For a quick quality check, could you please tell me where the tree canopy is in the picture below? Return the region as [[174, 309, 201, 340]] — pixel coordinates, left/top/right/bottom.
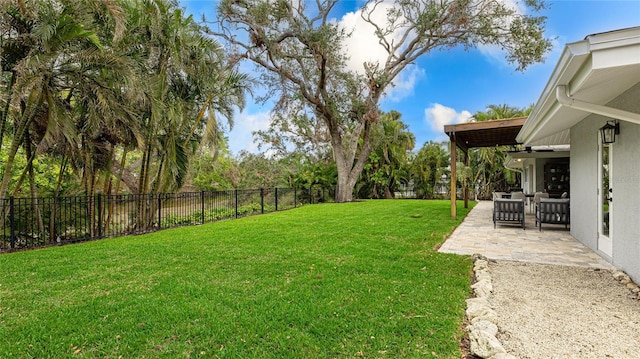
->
[[213, 0, 552, 202], [465, 104, 533, 198], [0, 0, 248, 200]]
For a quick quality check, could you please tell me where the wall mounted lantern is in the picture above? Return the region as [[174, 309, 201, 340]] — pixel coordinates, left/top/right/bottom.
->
[[600, 121, 620, 144]]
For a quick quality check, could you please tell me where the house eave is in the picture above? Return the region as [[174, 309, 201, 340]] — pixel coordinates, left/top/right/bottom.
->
[[517, 27, 640, 146]]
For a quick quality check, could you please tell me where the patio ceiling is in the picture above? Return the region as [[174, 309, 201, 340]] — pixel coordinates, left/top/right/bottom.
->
[[444, 117, 526, 152], [505, 145, 570, 169]]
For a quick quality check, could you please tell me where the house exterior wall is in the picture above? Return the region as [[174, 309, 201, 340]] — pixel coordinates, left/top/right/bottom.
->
[[570, 119, 599, 252], [612, 120, 640, 283], [570, 83, 640, 283]]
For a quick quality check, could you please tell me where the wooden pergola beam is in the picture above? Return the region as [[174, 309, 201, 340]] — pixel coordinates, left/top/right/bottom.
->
[[450, 136, 457, 220]]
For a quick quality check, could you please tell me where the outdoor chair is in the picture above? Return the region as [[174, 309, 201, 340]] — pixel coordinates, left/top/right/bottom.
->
[[535, 198, 570, 231], [510, 191, 527, 210], [492, 192, 508, 200], [531, 192, 549, 213], [493, 198, 525, 229]]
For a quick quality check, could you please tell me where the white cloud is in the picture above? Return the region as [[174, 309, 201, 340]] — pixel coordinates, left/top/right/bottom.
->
[[227, 110, 271, 155], [424, 103, 473, 135], [384, 66, 425, 103], [337, 1, 421, 102], [339, 5, 393, 74], [338, 0, 532, 76]]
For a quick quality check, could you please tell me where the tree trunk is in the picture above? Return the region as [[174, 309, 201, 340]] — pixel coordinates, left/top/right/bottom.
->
[[139, 144, 151, 195], [331, 115, 375, 203], [0, 126, 27, 199], [136, 144, 152, 230], [106, 149, 128, 234], [10, 141, 35, 197], [334, 148, 369, 202], [24, 132, 45, 235], [110, 151, 139, 194], [0, 71, 16, 151], [1, 90, 42, 198], [384, 187, 393, 199], [49, 154, 68, 242], [334, 163, 353, 202]]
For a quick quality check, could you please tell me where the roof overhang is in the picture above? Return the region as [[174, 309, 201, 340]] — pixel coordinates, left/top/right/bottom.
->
[[518, 27, 640, 146], [445, 117, 526, 152]]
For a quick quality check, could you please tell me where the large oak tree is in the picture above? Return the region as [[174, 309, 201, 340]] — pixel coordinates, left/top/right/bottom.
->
[[214, 0, 551, 202]]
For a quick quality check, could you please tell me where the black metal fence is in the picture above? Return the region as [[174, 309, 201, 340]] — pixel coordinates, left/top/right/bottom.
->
[[0, 186, 331, 252]]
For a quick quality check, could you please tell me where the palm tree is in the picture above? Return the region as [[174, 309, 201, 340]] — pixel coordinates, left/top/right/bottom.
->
[[114, 0, 248, 228], [0, 0, 139, 241], [467, 104, 532, 198], [0, 0, 248, 238], [357, 111, 415, 199], [378, 112, 416, 198], [0, 0, 130, 199], [119, 0, 247, 196], [411, 141, 450, 199]]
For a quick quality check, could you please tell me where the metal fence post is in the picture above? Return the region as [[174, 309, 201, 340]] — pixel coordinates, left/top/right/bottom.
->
[[294, 187, 297, 208], [9, 196, 15, 249], [235, 189, 239, 218], [260, 188, 264, 214], [157, 194, 162, 230], [97, 193, 103, 238], [201, 191, 205, 224], [275, 188, 279, 211]]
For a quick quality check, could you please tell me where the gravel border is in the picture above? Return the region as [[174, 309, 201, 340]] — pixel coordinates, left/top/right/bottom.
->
[[468, 258, 640, 358]]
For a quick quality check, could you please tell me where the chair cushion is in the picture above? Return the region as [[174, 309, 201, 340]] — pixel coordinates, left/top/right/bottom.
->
[[536, 198, 570, 224], [494, 199, 524, 221]]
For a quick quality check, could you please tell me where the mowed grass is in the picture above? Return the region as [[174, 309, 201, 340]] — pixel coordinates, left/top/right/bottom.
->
[[0, 200, 474, 358]]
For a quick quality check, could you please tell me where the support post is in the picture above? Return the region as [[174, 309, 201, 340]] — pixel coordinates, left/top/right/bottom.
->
[[450, 138, 457, 220], [464, 151, 469, 209]]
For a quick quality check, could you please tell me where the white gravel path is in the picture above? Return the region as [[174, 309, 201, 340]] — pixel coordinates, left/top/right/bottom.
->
[[489, 261, 640, 359]]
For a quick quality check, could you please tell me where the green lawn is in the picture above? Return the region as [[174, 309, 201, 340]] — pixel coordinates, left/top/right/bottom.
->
[[0, 200, 474, 358]]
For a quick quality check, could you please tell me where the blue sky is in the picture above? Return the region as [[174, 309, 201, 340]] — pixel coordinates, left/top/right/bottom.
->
[[181, 0, 640, 154]]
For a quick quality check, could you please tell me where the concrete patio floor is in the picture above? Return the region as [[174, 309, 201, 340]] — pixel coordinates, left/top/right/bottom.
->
[[439, 200, 615, 269]]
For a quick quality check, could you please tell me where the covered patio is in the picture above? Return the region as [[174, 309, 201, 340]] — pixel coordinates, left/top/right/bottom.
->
[[444, 117, 526, 220], [439, 201, 613, 269]]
